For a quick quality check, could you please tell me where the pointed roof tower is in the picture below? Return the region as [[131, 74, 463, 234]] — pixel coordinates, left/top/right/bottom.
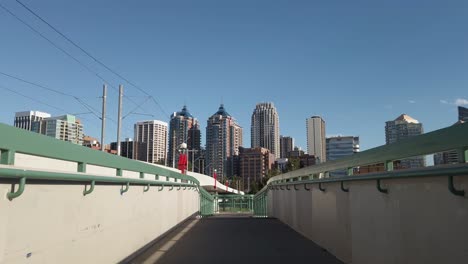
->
[[394, 114, 419, 124], [214, 104, 231, 117]]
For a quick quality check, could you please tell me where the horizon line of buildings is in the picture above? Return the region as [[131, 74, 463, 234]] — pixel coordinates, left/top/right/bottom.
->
[[11, 105, 468, 192]]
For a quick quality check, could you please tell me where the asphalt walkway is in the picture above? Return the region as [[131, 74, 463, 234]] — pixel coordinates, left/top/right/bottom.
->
[[128, 214, 343, 264]]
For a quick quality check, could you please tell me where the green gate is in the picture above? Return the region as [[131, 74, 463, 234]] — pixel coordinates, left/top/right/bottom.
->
[[215, 194, 254, 213]]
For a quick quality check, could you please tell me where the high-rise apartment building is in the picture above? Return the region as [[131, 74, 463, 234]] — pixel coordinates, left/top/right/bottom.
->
[[206, 104, 243, 179], [134, 120, 168, 164], [326, 136, 360, 161], [385, 114, 425, 168], [306, 116, 326, 163], [14, 111, 51, 131], [239, 147, 275, 191], [459, 106, 468, 122], [280, 136, 294, 159], [168, 106, 201, 170], [326, 136, 360, 176], [251, 103, 280, 159], [31, 114, 84, 145]]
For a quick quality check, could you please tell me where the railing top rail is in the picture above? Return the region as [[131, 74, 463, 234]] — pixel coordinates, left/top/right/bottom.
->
[[0, 123, 198, 184], [268, 122, 468, 185]]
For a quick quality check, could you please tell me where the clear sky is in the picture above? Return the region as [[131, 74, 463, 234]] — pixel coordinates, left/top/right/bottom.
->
[[0, 0, 467, 151]]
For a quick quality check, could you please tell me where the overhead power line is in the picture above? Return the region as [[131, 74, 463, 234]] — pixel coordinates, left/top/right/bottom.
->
[[14, 0, 169, 118], [0, 70, 135, 137], [0, 70, 102, 119], [0, 84, 67, 112], [0, 2, 152, 117]]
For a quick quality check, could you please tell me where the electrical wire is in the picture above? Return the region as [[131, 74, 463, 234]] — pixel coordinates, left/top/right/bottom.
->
[[0, 70, 135, 137], [0, 84, 67, 112], [14, 0, 169, 118], [0, 70, 102, 118], [0, 2, 152, 117]]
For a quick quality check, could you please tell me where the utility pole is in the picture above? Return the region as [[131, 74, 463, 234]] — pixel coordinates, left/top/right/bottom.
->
[[100, 84, 107, 151], [117, 85, 123, 156], [192, 149, 195, 172], [172, 131, 176, 168]]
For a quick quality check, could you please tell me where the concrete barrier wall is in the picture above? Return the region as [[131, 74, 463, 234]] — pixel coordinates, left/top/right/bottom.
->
[[0, 182, 199, 263], [267, 175, 468, 264]]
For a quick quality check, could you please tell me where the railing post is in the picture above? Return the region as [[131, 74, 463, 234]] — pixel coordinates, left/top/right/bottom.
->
[[458, 147, 467, 163], [77, 162, 86, 173], [0, 149, 15, 165], [385, 160, 394, 171]]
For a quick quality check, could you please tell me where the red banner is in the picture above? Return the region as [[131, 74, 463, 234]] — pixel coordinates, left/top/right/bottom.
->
[[178, 153, 187, 174]]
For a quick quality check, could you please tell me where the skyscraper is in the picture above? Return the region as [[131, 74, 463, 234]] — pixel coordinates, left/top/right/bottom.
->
[[326, 136, 360, 176], [31, 114, 84, 145], [134, 120, 168, 164], [280, 136, 294, 159], [14, 111, 51, 131], [385, 114, 425, 168], [306, 116, 326, 163], [206, 104, 243, 179], [168, 106, 201, 169], [251, 103, 280, 159], [459, 106, 468, 122]]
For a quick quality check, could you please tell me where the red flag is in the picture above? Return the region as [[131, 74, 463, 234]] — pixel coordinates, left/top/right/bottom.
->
[[178, 153, 187, 174]]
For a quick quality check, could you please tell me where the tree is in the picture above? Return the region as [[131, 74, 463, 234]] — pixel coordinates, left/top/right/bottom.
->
[[286, 158, 300, 172]]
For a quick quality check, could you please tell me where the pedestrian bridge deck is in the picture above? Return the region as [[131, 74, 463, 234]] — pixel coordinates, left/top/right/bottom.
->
[[129, 214, 343, 264]]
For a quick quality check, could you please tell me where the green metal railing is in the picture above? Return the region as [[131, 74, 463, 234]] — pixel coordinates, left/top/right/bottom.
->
[[254, 122, 468, 217], [200, 188, 214, 216], [0, 123, 214, 216], [253, 191, 267, 217], [215, 194, 254, 213]]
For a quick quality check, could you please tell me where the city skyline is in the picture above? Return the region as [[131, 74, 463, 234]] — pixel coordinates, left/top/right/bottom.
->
[[0, 0, 467, 153]]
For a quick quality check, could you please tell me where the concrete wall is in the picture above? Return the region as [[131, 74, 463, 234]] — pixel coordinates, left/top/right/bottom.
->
[[0, 153, 200, 264], [0, 182, 199, 264], [268, 175, 468, 264]]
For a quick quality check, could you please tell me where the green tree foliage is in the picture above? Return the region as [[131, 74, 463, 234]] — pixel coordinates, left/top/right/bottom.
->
[[286, 158, 300, 172]]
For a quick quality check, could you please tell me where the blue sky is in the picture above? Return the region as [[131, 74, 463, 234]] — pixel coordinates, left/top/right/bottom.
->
[[0, 0, 467, 151]]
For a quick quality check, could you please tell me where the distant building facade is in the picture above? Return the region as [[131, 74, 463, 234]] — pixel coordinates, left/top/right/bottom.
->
[[326, 136, 360, 176], [31, 114, 84, 145], [205, 104, 243, 179], [299, 154, 316, 168], [434, 150, 460, 165], [168, 106, 201, 171], [110, 138, 146, 160], [251, 102, 280, 159], [459, 106, 468, 122], [280, 136, 294, 159], [14, 111, 51, 131], [239, 147, 275, 191], [306, 116, 326, 163], [385, 114, 425, 168], [288, 146, 304, 158], [433, 106, 467, 165], [134, 120, 168, 164], [83, 136, 100, 150]]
